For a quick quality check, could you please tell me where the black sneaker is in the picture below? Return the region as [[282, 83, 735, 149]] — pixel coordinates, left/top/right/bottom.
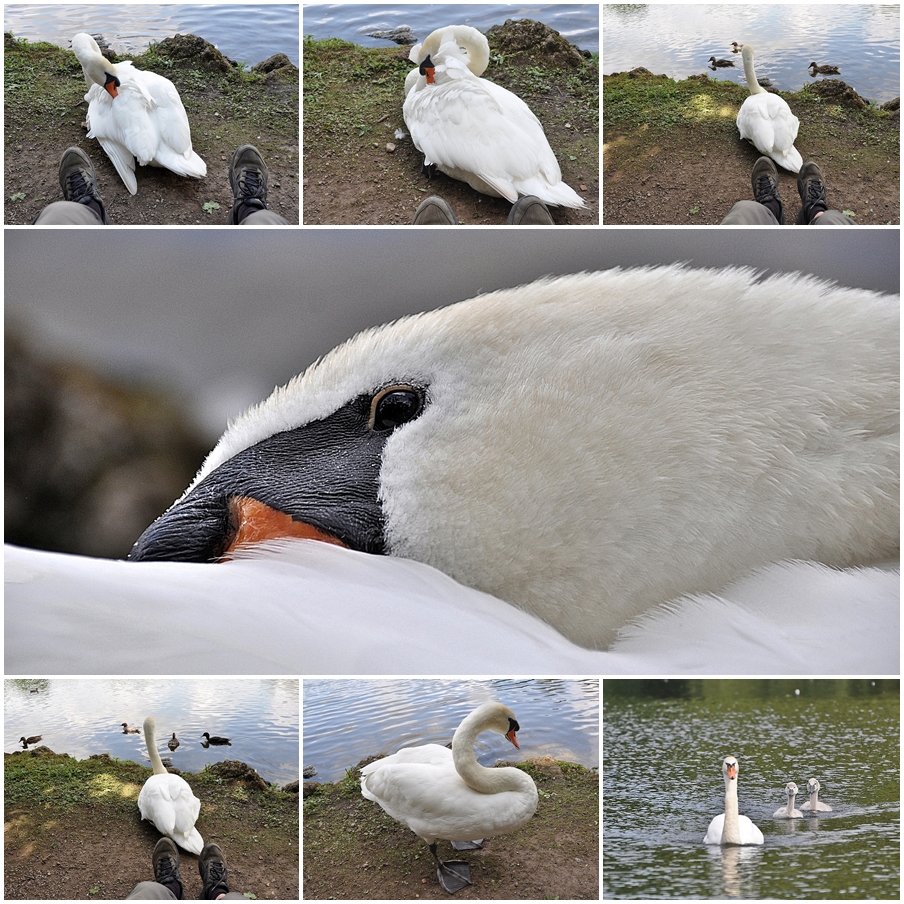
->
[[796, 160, 829, 224], [507, 195, 554, 225], [412, 196, 458, 225], [227, 144, 269, 224], [152, 837, 184, 900], [58, 147, 108, 224], [198, 842, 230, 899], [750, 157, 783, 224]]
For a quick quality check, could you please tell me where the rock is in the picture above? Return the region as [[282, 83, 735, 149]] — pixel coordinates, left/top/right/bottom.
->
[[209, 760, 270, 792], [284, 780, 300, 794], [807, 78, 867, 110], [486, 19, 585, 69], [254, 53, 295, 74], [303, 781, 322, 798], [303, 765, 317, 778], [881, 97, 899, 113], [152, 34, 235, 72], [365, 26, 417, 46]]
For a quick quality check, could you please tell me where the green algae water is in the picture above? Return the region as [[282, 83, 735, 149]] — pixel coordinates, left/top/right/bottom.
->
[[603, 679, 899, 899]]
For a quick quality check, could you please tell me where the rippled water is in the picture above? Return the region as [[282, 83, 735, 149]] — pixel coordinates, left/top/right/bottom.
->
[[302, 3, 599, 53], [3, 4, 300, 65], [603, 679, 900, 899], [5, 678, 300, 786], [303, 678, 599, 782], [603, 4, 899, 102]]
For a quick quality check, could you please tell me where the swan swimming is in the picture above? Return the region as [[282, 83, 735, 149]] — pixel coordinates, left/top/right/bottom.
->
[[704, 756, 764, 845], [71, 33, 207, 194], [360, 702, 538, 893], [403, 26, 585, 208], [773, 782, 802, 818], [736, 44, 802, 172], [799, 778, 832, 812], [137, 716, 203, 854], [126, 266, 897, 649]]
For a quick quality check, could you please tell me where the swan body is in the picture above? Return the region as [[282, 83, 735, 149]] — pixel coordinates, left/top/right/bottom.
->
[[773, 782, 802, 818], [168, 732, 180, 751], [403, 26, 585, 208], [122, 723, 141, 733], [704, 756, 764, 845], [137, 716, 203, 854], [736, 44, 802, 172], [709, 57, 734, 67], [361, 702, 538, 892], [809, 62, 840, 75], [19, 735, 42, 746], [71, 33, 206, 195], [800, 778, 832, 812], [201, 732, 231, 745]]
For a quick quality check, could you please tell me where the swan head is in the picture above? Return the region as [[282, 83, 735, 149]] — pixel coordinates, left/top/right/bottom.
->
[[722, 755, 739, 782], [457, 702, 522, 748], [806, 777, 821, 794], [72, 32, 120, 97], [785, 781, 799, 797], [408, 25, 490, 77]]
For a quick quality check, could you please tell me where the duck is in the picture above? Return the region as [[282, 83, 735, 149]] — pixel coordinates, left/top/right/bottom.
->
[[773, 782, 802, 818], [403, 26, 585, 208], [809, 61, 840, 75], [799, 777, 832, 812], [703, 756, 764, 845], [19, 735, 42, 747], [361, 702, 538, 893], [122, 723, 141, 733], [137, 716, 203, 854], [168, 732, 180, 751], [70, 33, 206, 195], [731, 42, 744, 53], [124, 266, 897, 652], [708, 56, 735, 67], [201, 732, 231, 745], [736, 44, 802, 172]]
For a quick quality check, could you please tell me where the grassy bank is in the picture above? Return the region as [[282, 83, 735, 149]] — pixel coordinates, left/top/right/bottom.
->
[[5, 747, 299, 899], [303, 756, 599, 899]]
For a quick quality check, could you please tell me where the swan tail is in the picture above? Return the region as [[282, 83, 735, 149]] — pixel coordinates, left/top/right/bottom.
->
[[152, 147, 208, 179], [174, 827, 204, 855], [516, 178, 586, 209], [770, 145, 802, 173], [96, 138, 139, 195]]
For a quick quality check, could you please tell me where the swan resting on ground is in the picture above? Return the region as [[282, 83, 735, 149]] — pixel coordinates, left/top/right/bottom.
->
[[773, 782, 802, 818], [704, 756, 764, 845], [137, 716, 203, 854], [403, 26, 585, 208], [360, 702, 538, 893], [736, 43, 802, 171], [71, 33, 206, 195], [800, 778, 832, 812]]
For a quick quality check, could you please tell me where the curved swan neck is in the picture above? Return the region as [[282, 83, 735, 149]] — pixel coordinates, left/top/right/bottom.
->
[[451, 706, 527, 794], [143, 716, 166, 775], [741, 45, 764, 94]]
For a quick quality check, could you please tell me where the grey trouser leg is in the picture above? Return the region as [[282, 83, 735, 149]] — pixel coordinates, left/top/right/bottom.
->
[[33, 200, 105, 225], [126, 881, 178, 900], [237, 209, 290, 225], [720, 200, 780, 225], [811, 209, 856, 225]]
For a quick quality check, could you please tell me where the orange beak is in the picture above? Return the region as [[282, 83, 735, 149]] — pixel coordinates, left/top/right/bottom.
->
[[505, 727, 520, 749]]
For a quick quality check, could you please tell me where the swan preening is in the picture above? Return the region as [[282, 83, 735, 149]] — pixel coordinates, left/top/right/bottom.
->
[[800, 778, 832, 812], [360, 702, 538, 893], [71, 33, 206, 195], [704, 756, 764, 845], [403, 26, 585, 208], [137, 716, 203, 854], [736, 44, 802, 172], [773, 782, 802, 818]]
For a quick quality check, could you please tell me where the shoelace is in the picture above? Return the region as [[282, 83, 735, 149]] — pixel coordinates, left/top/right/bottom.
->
[[66, 169, 96, 205], [203, 857, 228, 895], [155, 852, 181, 887], [754, 174, 778, 203], [803, 177, 826, 205], [236, 167, 264, 202]]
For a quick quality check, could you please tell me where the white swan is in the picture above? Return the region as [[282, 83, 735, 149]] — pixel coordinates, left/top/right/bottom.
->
[[360, 702, 538, 893], [736, 44, 802, 172], [403, 26, 585, 208], [137, 716, 203, 854], [799, 777, 832, 812], [704, 756, 764, 845], [773, 782, 802, 818], [125, 266, 898, 652], [71, 33, 206, 195]]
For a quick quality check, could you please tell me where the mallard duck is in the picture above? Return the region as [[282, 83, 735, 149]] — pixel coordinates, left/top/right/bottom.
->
[[201, 732, 231, 746], [168, 732, 180, 751], [809, 61, 840, 75], [731, 42, 744, 53], [708, 56, 735, 67], [122, 722, 141, 733], [20, 735, 42, 747]]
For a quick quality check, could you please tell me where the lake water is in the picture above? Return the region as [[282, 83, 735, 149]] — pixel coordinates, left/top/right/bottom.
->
[[303, 678, 599, 782], [603, 4, 899, 103], [603, 679, 900, 899], [3, 3, 300, 65], [5, 678, 300, 786], [302, 3, 600, 53]]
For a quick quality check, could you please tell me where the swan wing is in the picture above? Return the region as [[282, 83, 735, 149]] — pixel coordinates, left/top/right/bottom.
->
[[738, 814, 765, 844], [84, 85, 139, 194], [703, 813, 725, 844], [138, 774, 203, 853]]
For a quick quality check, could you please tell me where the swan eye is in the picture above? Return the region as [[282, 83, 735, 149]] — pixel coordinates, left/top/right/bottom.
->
[[370, 387, 424, 432]]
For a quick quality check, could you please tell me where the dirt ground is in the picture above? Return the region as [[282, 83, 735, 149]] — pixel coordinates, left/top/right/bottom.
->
[[302, 20, 599, 226], [303, 757, 599, 900], [4, 748, 299, 900], [604, 69, 900, 225], [4, 33, 299, 226]]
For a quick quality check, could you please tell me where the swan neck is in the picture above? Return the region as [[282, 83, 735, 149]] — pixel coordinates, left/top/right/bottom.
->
[[721, 775, 741, 843], [741, 46, 763, 94], [143, 717, 167, 775], [809, 790, 819, 808], [452, 712, 522, 794]]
